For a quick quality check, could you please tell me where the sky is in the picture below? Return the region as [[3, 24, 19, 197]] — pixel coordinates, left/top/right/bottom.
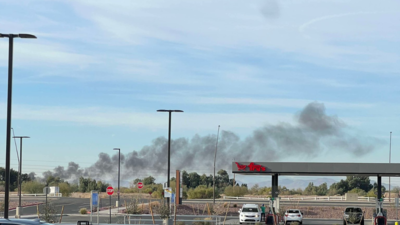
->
[[0, 0, 400, 188]]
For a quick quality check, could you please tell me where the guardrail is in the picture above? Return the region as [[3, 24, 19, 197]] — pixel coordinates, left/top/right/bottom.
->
[[123, 214, 227, 225], [0, 193, 62, 197], [223, 196, 378, 202]]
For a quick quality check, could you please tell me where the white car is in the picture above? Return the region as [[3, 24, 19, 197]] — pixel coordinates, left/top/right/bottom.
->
[[238, 204, 262, 224], [284, 209, 303, 224]]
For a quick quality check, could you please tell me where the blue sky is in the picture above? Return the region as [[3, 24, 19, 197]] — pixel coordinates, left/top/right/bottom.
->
[[0, 0, 400, 188]]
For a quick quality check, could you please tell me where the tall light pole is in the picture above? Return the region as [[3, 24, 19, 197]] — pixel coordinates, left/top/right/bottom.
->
[[113, 148, 121, 211], [389, 132, 392, 202], [213, 125, 220, 204], [157, 109, 183, 210], [0, 33, 36, 219], [13, 136, 29, 218]]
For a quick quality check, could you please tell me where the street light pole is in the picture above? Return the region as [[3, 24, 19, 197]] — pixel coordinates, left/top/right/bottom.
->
[[113, 148, 121, 212], [213, 125, 220, 204], [157, 109, 183, 210], [13, 136, 29, 218], [389, 132, 392, 202], [0, 33, 36, 219]]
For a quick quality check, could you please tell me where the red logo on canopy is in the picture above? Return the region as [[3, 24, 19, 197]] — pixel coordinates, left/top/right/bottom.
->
[[235, 162, 266, 172]]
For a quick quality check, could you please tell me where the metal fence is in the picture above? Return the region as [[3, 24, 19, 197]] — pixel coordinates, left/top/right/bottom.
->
[[123, 214, 236, 225], [223, 196, 377, 201], [0, 193, 62, 197]]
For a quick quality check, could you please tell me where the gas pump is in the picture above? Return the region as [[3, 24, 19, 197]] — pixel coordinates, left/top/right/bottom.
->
[[266, 198, 278, 225], [373, 199, 386, 225]]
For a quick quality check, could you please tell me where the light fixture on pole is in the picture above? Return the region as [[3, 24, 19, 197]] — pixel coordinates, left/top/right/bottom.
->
[[157, 109, 183, 210], [13, 135, 29, 218], [0, 33, 36, 219], [113, 148, 121, 210], [213, 125, 220, 204]]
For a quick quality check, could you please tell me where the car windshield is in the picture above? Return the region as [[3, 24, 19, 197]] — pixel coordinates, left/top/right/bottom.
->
[[242, 208, 258, 212], [288, 210, 300, 213], [345, 208, 362, 213]]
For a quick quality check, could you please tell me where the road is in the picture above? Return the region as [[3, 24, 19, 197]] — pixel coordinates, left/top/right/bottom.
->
[[184, 199, 381, 207]]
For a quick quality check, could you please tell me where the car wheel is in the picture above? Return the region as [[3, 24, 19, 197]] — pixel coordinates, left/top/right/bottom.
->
[[300, 221, 303, 224], [361, 219, 364, 225], [343, 219, 346, 225]]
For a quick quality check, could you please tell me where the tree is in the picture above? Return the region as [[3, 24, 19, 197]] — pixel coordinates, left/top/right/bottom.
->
[[303, 182, 315, 195], [346, 176, 372, 192], [143, 176, 155, 185], [188, 172, 200, 189], [79, 177, 88, 192], [329, 179, 349, 195], [133, 178, 142, 185], [46, 176, 62, 186], [58, 182, 72, 197], [182, 170, 190, 187], [0, 167, 31, 191], [200, 174, 208, 186], [217, 169, 229, 187]]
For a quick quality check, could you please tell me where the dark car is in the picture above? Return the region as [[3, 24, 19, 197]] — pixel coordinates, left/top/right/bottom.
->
[[343, 207, 364, 225]]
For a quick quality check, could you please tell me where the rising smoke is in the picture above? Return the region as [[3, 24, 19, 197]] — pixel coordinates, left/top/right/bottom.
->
[[42, 102, 380, 182]]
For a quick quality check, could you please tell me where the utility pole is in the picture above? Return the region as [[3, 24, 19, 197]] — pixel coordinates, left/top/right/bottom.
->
[[213, 125, 220, 204], [389, 131, 392, 202]]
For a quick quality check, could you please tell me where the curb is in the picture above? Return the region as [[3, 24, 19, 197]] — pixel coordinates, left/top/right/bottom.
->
[[9, 203, 43, 210]]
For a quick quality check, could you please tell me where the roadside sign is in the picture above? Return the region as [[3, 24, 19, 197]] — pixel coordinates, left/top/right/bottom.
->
[[164, 187, 172, 198], [43, 187, 50, 195], [171, 193, 175, 203], [106, 186, 114, 195], [138, 182, 144, 189], [92, 192, 98, 206]]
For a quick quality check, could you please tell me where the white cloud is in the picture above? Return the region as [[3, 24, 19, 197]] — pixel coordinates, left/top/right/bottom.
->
[[66, 0, 400, 73], [0, 102, 293, 131]]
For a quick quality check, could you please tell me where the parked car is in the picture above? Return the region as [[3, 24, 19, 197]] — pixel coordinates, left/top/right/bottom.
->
[[238, 204, 262, 224], [343, 207, 364, 225], [284, 209, 303, 224]]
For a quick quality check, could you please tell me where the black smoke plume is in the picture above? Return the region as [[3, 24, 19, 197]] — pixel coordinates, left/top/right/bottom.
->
[[42, 102, 380, 181]]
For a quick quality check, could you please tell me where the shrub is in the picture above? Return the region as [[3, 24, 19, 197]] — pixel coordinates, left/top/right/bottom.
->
[[224, 186, 248, 197], [40, 203, 58, 223], [79, 208, 87, 214], [187, 185, 216, 199], [126, 197, 141, 214], [176, 222, 185, 225], [348, 188, 367, 196], [22, 181, 45, 194], [156, 200, 170, 219], [59, 182, 72, 197]]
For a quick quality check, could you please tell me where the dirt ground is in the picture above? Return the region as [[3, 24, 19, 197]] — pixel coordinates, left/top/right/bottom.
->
[[123, 202, 400, 220]]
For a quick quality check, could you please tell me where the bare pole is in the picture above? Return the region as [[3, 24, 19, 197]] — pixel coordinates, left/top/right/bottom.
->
[[213, 125, 220, 204], [389, 131, 392, 202]]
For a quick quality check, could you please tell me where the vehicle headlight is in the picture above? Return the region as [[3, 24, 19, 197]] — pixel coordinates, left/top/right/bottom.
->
[[344, 215, 349, 218], [255, 215, 259, 218], [240, 214, 244, 217]]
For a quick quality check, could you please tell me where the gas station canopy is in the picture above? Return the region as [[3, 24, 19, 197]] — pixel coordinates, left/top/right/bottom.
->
[[232, 162, 400, 176]]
